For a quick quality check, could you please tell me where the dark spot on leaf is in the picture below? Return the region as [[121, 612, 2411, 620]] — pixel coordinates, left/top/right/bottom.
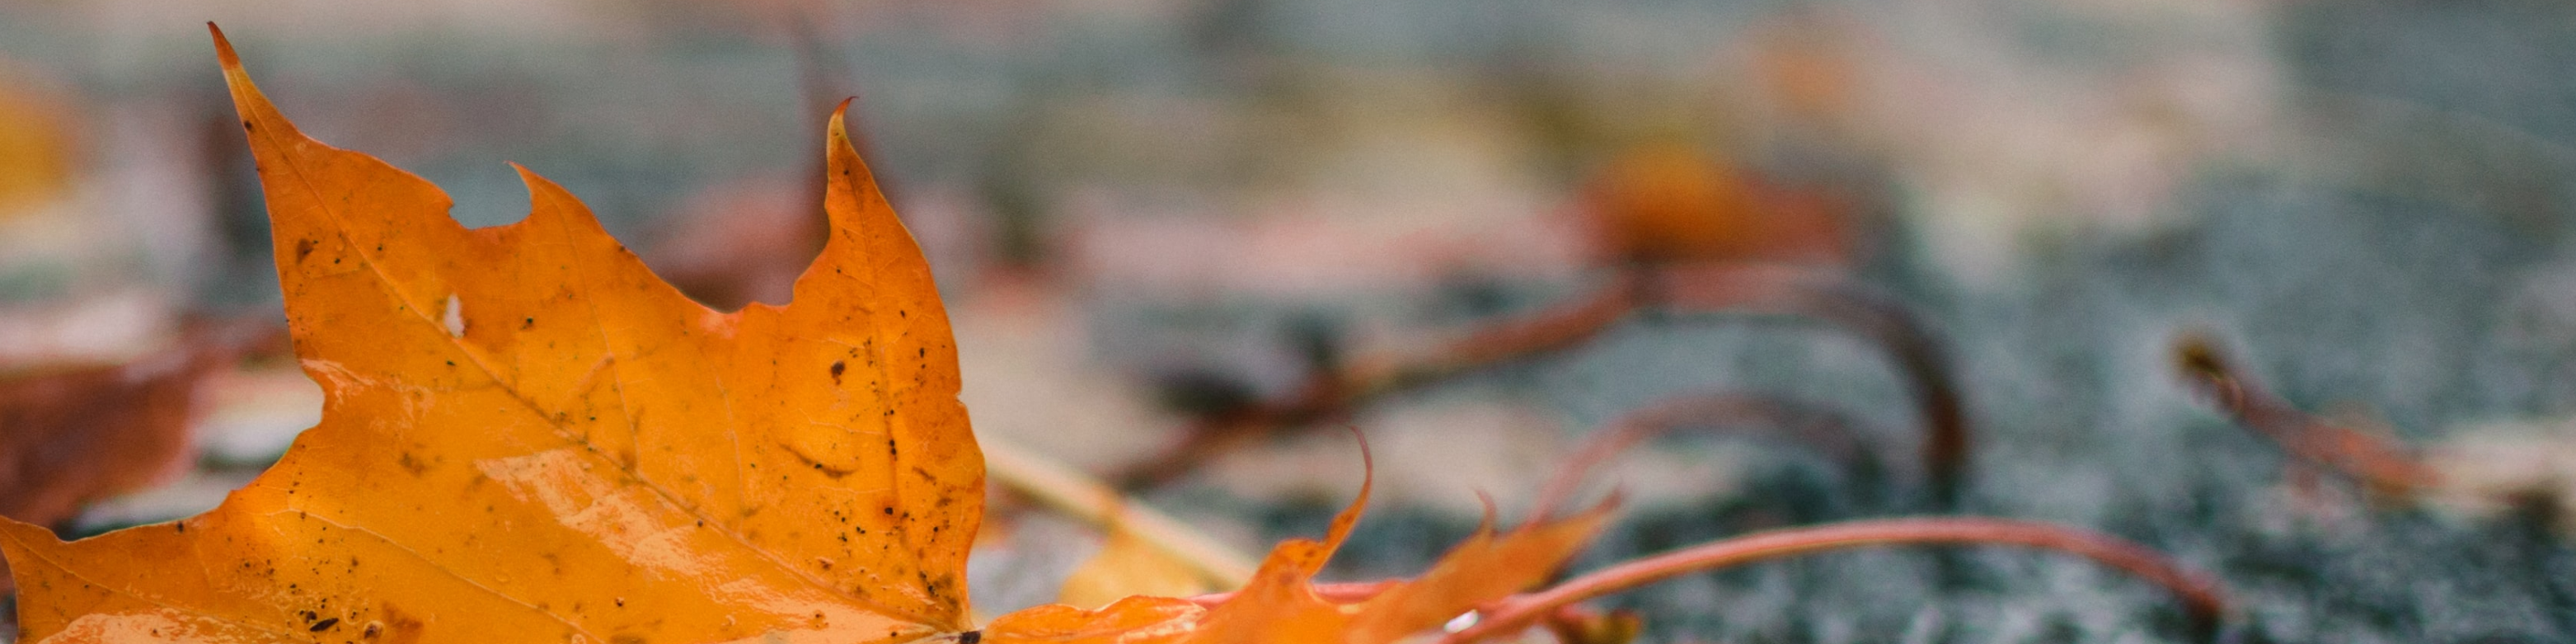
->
[[294, 238, 317, 263], [830, 360, 845, 384], [310, 618, 339, 632]]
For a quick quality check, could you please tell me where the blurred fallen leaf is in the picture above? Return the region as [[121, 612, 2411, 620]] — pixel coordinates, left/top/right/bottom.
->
[[0, 60, 81, 219], [0, 348, 220, 531], [1578, 143, 1857, 267]]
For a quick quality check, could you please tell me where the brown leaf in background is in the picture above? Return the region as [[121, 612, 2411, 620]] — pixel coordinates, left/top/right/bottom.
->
[[0, 350, 218, 530]]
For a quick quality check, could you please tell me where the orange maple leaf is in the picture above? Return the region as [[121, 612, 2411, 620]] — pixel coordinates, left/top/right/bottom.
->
[[0, 27, 1608, 644]]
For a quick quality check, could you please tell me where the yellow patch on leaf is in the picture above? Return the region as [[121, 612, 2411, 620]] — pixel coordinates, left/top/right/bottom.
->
[[0, 27, 1609, 644], [1055, 519, 1217, 610]]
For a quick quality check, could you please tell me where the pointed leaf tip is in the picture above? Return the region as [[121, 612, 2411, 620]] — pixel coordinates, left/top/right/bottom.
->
[[1322, 425, 1375, 553], [210, 23, 274, 124], [209, 23, 239, 68], [828, 98, 854, 150]]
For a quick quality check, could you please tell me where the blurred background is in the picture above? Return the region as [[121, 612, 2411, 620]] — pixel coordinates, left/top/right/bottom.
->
[[7, 0, 2576, 642]]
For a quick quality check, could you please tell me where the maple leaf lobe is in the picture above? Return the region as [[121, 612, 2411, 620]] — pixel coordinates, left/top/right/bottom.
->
[[0, 25, 983, 644]]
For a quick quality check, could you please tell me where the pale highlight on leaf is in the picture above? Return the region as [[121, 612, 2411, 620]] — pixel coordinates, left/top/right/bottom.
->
[[0, 26, 981, 644]]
